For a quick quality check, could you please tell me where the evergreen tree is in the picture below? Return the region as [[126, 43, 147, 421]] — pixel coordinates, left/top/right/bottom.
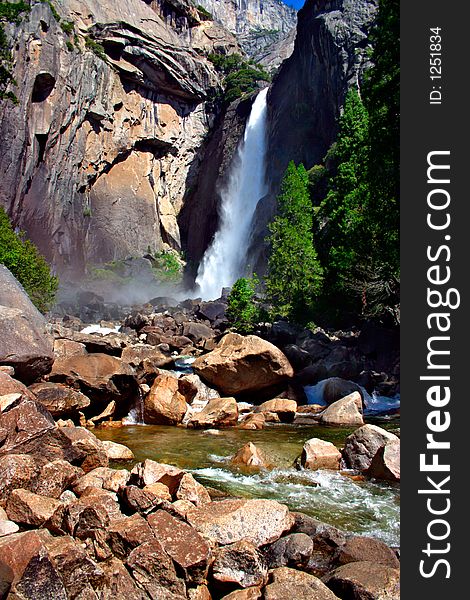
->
[[266, 162, 323, 322], [226, 275, 259, 333]]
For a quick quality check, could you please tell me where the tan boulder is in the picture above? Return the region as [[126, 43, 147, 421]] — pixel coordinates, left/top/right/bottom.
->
[[324, 561, 400, 600], [187, 499, 294, 547], [231, 442, 271, 469], [0, 372, 35, 399], [28, 382, 90, 419], [301, 438, 342, 470], [342, 424, 399, 472], [101, 439, 135, 462], [131, 459, 184, 494], [121, 344, 173, 370], [212, 540, 268, 589], [336, 536, 400, 569], [367, 439, 400, 482], [264, 567, 340, 600], [73, 467, 131, 495], [0, 519, 19, 537], [187, 397, 238, 429], [220, 588, 262, 600], [144, 373, 188, 425], [143, 482, 172, 502], [6, 489, 63, 527], [319, 392, 364, 426], [107, 513, 155, 559], [59, 427, 109, 472], [53, 338, 87, 360], [175, 473, 211, 506], [239, 412, 266, 429], [193, 333, 293, 395], [254, 399, 297, 423]]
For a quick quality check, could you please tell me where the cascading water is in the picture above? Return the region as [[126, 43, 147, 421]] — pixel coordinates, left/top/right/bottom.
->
[[195, 87, 269, 300]]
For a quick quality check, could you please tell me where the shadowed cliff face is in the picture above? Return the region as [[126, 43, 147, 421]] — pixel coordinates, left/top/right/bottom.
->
[[0, 0, 238, 277], [248, 0, 378, 273]]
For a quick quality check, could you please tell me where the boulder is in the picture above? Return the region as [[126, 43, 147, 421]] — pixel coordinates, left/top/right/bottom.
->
[[189, 585, 214, 600], [121, 344, 173, 370], [130, 460, 184, 494], [264, 533, 314, 569], [0, 454, 43, 503], [121, 485, 172, 515], [212, 540, 268, 589], [178, 373, 220, 404], [144, 482, 173, 502], [198, 301, 227, 322], [99, 557, 149, 599], [6, 489, 63, 527], [264, 567, 340, 600], [53, 338, 87, 360], [319, 392, 364, 427], [342, 425, 399, 472], [34, 459, 83, 499], [126, 540, 187, 599], [220, 589, 262, 600], [187, 499, 294, 547], [0, 372, 35, 399], [230, 442, 271, 469], [254, 399, 297, 423], [59, 427, 109, 472], [73, 467, 131, 495], [193, 333, 293, 395], [101, 440, 135, 462], [148, 510, 212, 584], [0, 519, 19, 537], [0, 266, 54, 383], [324, 561, 400, 600], [336, 536, 400, 569], [322, 378, 364, 405], [187, 397, 238, 429], [239, 412, 266, 429], [49, 353, 138, 417], [183, 322, 216, 345], [366, 439, 400, 482], [175, 473, 211, 506], [144, 372, 187, 425], [301, 438, 342, 470], [28, 382, 90, 419], [60, 490, 122, 539], [107, 513, 155, 559]]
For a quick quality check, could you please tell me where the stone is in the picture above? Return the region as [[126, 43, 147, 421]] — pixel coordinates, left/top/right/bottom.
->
[[121, 343, 173, 370], [144, 373, 188, 425], [0, 454, 43, 503], [187, 499, 294, 547], [264, 567, 340, 600], [178, 373, 220, 404], [0, 266, 54, 383], [0, 520, 19, 537], [89, 400, 116, 424], [189, 584, 213, 600], [121, 485, 171, 515], [0, 372, 35, 398], [53, 338, 87, 360], [183, 322, 216, 345], [324, 561, 400, 600], [212, 540, 268, 589], [107, 513, 155, 559], [144, 482, 173, 501], [230, 442, 271, 469], [0, 393, 22, 414], [239, 412, 266, 429], [319, 392, 364, 427], [130, 460, 184, 494], [99, 557, 149, 599], [175, 473, 211, 506], [6, 489, 63, 527], [73, 467, 131, 495], [101, 440, 135, 462], [220, 589, 262, 600], [336, 536, 400, 569], [254, 399, 297, 423], [367, 439, 400, 482], [59, 426, 109, 472], [193, 333, 293, 395], [264, 533, 314, 569], [126, 540, 187, 599], [301, 438, 342, 470], [322, 378, 364, 405], [342, 424, 399, 472], [35, 459, 83, 499], [60, 491, 121, 540], [148, 510, 212, 583], [28, 382, 91, 419], [187, 397, 238, 428]]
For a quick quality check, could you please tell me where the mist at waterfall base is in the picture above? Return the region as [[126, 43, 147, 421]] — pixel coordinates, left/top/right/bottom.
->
[[195, 88, 269, 300]]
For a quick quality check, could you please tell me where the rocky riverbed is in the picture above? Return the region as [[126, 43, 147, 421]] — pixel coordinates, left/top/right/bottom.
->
[[0, 265, 400, 599]]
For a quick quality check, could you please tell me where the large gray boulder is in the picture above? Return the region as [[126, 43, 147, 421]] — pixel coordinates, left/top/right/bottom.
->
[[0, 266, 54, 383]]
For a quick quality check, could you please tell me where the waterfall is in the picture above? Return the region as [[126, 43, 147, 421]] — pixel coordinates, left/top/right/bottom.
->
[[195, 87, 269, 300]]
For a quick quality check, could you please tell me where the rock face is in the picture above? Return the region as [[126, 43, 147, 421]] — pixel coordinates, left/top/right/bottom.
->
[[0, 267, 54, 383], [0, 0, 236, 277], [193, 333, 293, 395]]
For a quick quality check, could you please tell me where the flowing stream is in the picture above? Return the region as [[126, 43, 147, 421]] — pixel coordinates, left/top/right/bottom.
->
[[96, 420, 400, 546], [195, 88, 269, 300]]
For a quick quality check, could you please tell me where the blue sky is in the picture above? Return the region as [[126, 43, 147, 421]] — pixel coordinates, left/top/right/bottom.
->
[[284, 0, 305, 9]]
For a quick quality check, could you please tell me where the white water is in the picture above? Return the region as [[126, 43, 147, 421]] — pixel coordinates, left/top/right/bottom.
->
[[195, 88, 269, 300]]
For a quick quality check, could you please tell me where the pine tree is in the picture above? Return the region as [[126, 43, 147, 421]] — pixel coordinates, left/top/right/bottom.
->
[[266, 161, 323, 322]]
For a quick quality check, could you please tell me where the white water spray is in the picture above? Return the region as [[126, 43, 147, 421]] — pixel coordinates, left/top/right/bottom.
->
[[195, 88, 269, 300]]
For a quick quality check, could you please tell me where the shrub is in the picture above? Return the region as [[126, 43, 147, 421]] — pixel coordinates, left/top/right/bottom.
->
[[0, 1, 31, 102], [0, 207, 58, 312], [152, 250, 183, 284], [226, 275, 260, 334], [85, 36, 106, 60], [196, 5, 212, 20], [60, 20, 74, 35], [207, 52, 270, 104]]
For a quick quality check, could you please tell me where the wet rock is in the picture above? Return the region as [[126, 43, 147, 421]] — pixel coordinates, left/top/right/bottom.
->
[[322, 378, 364, 405], [130, 459, 184, 494], [230, 442, 270, 469], [28, 382, 91, 419], [342, 424, 399, 472], [187, 499, 294, 547], [108, 513, 155, 559], [187, 397, 238, 428], [176, 473, 212, 506], [264, 567, 340, 599], [212, 539, 268, 589], [336, 536, 400, 569], [254, 399, 297, 423], [126, 540, 187, 599], [319, 392, 364, 427], [101, 440, 135, 462], [301, 438, 342, 470], [324, 561, 400, 600], [264, 533, 314, 569], [144, 373, 188, 425], [6, 489, 63, 527], [239, 412, 266, 429], [0, 266, 54, 383], [193, 333, 293, 395], [367, 439, 400, 482], [148, 510, 212, 584]]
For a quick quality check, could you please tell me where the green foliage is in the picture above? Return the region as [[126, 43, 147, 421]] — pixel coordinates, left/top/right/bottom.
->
[[42, 1, 60, 22], [227, 275, 260, 334], [266, 162, 323, 323], [85, 36, 106, 60], [196, 5, 212, 20], [152, 250, 183, 284], [207, 52, 270, 104], [83, 206, 92, 217], [0, 207, 58, 312], [60, 20, 74, 35], [0, 1, 30, 102]]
